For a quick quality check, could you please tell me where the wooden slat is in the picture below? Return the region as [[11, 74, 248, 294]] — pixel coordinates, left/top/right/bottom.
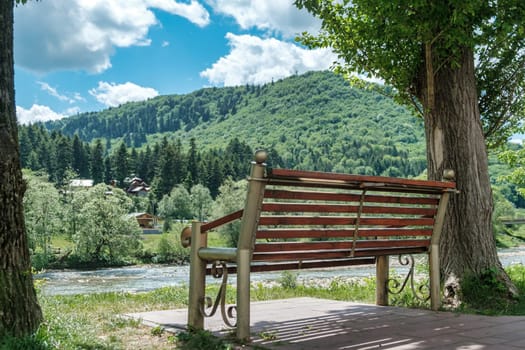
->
[[357, 228, 433, 237], [264, 189, 440, 206], [201, 209, 243, 233], [258, 216, 435, 227], [256, 228, 433, 239], [254, 239, 430, 253], [252, 246, 428, 261], [253, 250, 355, 261], [261, 202, 437, 216], [268, 168, 456, 190], [352, 246, 429, 256], [257, 228, 352, 239], [250, 258, 376, 272], [205, 257, 376, 275], [267, 179, 450, 195]]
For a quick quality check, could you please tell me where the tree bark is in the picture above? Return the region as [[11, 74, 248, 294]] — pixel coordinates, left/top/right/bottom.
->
[[0, 0, 43, 336], [419, 46, 517, 297]]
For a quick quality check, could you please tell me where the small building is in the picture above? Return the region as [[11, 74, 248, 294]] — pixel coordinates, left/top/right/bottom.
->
[[70, 179, 94, 189], [129, 212, 160, 234], [126, 177, 150, 197]]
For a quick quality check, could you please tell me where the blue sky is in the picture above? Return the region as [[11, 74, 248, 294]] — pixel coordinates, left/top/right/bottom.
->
[[14, 1, 336, 124]]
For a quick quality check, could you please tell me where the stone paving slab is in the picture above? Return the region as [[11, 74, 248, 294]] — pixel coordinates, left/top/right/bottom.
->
[[124, 297, 525, 349]]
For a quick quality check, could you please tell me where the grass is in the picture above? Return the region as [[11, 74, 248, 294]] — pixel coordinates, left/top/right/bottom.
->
[[140, 234, 165, 252], [33, 287, 191, 349], [50, 236, 75, 252], [457, 264, 525, 315], [495, 227, 525, 248], [6, 264, 525, 349]]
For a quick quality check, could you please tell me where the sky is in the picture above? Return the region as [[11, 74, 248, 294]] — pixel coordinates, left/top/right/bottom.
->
[[13, 0, 337, 125]]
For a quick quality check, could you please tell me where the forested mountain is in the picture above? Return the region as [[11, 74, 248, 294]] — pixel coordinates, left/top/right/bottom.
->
[[18, 70, 525, 211], [42, 70, 427, 174]]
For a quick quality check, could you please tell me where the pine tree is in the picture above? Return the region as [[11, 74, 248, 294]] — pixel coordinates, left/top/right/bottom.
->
[[185, 137, 199, 188], [54, 135, 73, 185], [153, 142, 177, 199], [91, 140, 104, 185], [104, 157, 113, 185], [72, 134, 89, 178], [113, 142, 129, 188]]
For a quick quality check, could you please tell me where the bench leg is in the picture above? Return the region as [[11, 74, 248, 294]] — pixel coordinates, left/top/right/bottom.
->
[[188, 222, 206, 330], [429, 244, 440, 310], [236, 248, 251, 342], [376, 255, 389, 306]]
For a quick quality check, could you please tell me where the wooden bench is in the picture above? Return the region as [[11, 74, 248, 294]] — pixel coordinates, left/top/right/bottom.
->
[[183, 150, 456, 341]]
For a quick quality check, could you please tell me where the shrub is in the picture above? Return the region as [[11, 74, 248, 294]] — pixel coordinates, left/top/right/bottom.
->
[[155, 234, 177, 263], [176, 329, 234, 350], [279, 271, 298, 289], [0, 335, 48, 350], [460, 267, 510, 313]]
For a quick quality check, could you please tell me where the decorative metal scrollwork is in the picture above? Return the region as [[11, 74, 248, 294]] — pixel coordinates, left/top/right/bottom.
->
[[198, 261, 237, 327], [387, 254, 430, 302]]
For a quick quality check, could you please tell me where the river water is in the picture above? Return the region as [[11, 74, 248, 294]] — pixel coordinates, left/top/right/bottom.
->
[[36, 247, 525, 296]]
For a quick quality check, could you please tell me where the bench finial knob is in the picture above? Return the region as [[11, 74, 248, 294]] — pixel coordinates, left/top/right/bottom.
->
[[443, 169, 455, 181], [254, 149, 268, 164], [180, 226, 191, 248]]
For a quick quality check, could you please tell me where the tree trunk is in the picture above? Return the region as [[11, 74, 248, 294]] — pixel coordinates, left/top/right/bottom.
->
[[0, 0, 43, 336], [420, 46, 517, 298]]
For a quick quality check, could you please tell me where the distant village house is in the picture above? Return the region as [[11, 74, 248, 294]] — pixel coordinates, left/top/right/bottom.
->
[[129, 212, 160, 234], [69, 179, 94, 189], [125, 177, 150, 196]]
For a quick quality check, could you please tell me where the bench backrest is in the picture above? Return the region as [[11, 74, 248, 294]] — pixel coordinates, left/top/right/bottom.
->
[[249, 168, 454, 272], [198, 155, 455, 273]]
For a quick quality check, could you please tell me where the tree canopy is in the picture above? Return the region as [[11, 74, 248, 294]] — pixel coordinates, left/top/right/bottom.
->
[[296, 0, 525, 147]]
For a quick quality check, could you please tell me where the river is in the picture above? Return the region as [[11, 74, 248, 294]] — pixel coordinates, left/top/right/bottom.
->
[[36, 247, 525, 296]]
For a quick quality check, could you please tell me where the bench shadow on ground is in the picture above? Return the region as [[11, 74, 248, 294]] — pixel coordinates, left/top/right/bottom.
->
[[126, 298, 523, 349], [229, 302, 460, 349]]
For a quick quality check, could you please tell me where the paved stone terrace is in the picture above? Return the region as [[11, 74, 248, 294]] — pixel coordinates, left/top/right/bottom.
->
[[125, 297, 525, 349]]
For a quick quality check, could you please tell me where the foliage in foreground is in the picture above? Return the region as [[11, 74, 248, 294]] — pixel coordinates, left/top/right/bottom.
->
[[176, 329, 235, 350], [458, 264, 525, 315], [0, 334, 47, 350]]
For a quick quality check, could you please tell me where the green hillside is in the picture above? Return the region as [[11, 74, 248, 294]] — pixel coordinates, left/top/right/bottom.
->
[[44, 70, 427, 176]]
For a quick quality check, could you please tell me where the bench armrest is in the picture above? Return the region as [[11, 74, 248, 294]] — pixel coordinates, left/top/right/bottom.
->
[[198, 247, 237, 262]]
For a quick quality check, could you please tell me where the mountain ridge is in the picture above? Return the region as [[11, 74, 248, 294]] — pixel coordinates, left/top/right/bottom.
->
[[43, 70, 427, 176]]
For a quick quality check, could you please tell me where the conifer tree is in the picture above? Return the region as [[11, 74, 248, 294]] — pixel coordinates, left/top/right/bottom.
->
[[91, 139, 105, 184], [113, 142, 129, 188]]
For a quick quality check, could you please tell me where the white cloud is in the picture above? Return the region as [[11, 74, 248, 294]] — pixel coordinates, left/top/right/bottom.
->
[[200, 33, 336, 86], [16, 105, 67, 125], [38, 82, 77, 103], [65, 106, 82, 116], [162, 41, 170, 47], [145, 0, 209, 27], [74, 93, 87, 102], [89, 81, 159, 107], [207, 1, 320, 38], [14, 0, 210, 73]]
